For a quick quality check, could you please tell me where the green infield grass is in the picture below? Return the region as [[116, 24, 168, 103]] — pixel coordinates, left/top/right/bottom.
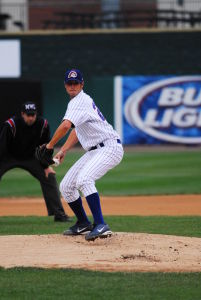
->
[[0, 150, 200, 197], [0, 268, 201, 300], [1, 215, 201, 300], [1, 150, 201, 300], [0, 215, 201, 237]]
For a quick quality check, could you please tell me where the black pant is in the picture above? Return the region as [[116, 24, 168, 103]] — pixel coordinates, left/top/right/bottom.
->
[[0, 156, 66, 217]]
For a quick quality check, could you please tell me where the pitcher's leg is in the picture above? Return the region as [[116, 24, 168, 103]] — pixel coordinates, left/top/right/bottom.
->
[[63, 196, 93, 236], [76, 145, 124, 240], [59, 151, 90, 203], [60, 152, 92, 233], [86, 193, 104, 224], [76, 145, 123, 198]]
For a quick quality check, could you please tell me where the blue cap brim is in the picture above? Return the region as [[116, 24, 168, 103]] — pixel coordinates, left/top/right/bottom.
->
[[64, 78, 83, 83]]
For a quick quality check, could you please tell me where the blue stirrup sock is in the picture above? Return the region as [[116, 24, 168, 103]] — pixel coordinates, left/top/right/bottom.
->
[[68, 197, 90, 224], [86, 192, 105, 225]]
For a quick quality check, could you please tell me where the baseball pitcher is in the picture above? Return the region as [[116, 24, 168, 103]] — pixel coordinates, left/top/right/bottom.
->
[[35, 69, 124, 240]]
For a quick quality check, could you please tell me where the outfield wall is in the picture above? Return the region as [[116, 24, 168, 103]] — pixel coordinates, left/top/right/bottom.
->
[[0, 29, 200, 139]]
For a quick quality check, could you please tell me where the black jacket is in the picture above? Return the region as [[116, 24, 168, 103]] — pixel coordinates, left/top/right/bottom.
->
[[0, 116, 50, 161]]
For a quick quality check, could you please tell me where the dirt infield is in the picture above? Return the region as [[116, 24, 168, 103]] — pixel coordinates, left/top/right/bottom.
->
[[1, 195, 201, 272], [0, 194, 201, 216], [1, 233, 201, 272]]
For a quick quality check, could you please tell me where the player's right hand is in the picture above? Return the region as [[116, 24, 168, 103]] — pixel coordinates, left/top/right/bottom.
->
[[54, 150, 65, 164]]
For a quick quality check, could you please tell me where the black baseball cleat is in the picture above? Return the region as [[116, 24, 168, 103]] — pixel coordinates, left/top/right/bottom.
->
[[54, 214, 72, 222], [85, 224, 112, 241], [63, 221, 93, 236]]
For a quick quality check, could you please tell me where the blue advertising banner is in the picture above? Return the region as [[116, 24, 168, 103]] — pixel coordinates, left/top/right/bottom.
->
[[114, 76, 201, 144]]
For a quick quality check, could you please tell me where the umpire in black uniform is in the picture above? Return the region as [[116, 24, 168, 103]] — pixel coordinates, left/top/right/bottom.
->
[[0, 101, 70, 222]]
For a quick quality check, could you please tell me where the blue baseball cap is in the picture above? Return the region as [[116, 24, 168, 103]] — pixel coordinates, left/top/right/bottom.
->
[[64, 69, 84, 84]]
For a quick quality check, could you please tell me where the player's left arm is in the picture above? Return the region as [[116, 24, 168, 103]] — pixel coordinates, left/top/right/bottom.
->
[[46, 120, 72, 149]]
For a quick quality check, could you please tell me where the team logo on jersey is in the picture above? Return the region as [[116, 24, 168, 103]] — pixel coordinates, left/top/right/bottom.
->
[[124, 76, 201, 144], [68, 71, 77, 79]]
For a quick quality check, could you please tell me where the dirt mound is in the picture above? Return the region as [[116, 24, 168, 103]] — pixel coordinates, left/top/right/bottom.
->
[[1, 233, 201, 272]]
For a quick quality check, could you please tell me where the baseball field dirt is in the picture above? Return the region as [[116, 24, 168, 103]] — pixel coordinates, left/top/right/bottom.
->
[[1, 233, 201, 272], [0, 195, 201, 272], [0, 195, 201, 216]]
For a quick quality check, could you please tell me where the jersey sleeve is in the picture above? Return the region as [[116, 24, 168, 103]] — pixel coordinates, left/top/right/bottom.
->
[[63, 102, 88, 127], [39, 119, 50, 145]]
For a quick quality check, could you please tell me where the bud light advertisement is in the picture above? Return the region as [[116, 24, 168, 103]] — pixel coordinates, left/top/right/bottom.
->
[[114, 76, 201, 144]]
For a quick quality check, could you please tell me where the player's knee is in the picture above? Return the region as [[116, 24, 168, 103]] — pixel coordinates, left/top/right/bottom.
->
[[59, 179, 72, 198], [76, 175, 89, 191], [59, 179, 68, 197], [76, 175, 84, 190], [76, 175, 96, 197], [59, 180, 77, 203]]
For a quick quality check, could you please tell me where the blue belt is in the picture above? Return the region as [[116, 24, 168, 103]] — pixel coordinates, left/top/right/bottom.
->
[[89, 139, 121, 151]]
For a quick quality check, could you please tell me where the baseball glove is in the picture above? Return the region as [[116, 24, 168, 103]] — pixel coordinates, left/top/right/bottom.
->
[[35, 144, 54, 167]]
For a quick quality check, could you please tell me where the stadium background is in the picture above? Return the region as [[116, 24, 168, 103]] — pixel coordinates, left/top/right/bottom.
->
[[0, 1, 201, 299], [0, 30, 201, 131]]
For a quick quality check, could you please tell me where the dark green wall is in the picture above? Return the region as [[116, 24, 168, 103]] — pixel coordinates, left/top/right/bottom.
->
[[0, 30, 200, 134], [0, 31, 200, 79]]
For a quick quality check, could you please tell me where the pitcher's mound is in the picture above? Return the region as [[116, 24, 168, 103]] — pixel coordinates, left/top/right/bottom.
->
[[1, 233, 201, 272]]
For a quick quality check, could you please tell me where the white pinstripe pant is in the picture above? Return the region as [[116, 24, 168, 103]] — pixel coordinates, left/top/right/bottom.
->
[[60, 140, 124, 203]]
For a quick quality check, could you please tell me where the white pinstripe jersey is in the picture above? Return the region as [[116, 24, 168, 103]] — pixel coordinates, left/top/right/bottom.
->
[[63, 90, 120, 151]]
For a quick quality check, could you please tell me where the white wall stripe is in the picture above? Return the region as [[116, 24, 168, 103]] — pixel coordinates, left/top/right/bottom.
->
[[114, 76, 123, 141]]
